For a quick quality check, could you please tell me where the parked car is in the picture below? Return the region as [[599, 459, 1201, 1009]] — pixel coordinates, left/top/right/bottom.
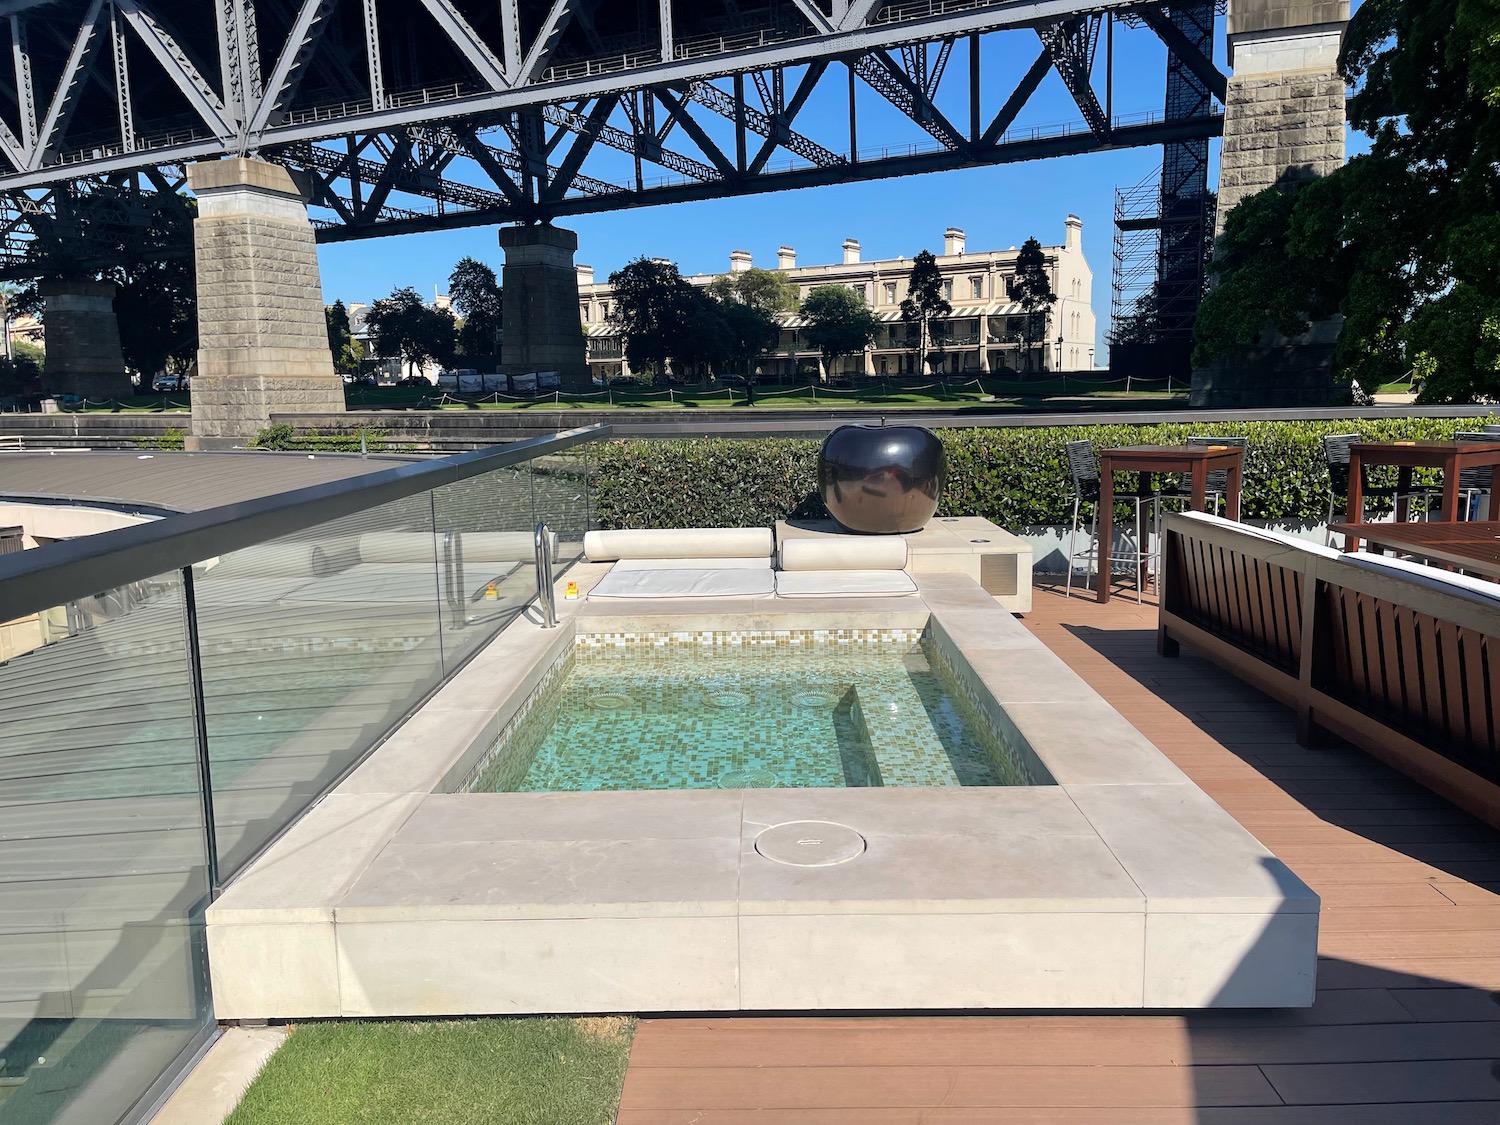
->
[[151, 375, 187, 392]]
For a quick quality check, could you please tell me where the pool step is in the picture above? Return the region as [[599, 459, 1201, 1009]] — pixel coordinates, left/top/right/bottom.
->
[[851, 667, 962, 787]]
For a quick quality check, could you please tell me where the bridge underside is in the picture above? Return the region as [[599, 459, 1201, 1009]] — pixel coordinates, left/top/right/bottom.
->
[[0, 1, 1223, 277]]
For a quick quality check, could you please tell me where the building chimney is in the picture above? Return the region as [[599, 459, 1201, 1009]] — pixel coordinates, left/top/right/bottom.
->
[[1065, 215, 1082, 251], [576, 264, 595, 286], [729, 249, 752, 273], [944, 227, 965, 256], [842, 238, 861, 264], [777, 246, 796, 270]]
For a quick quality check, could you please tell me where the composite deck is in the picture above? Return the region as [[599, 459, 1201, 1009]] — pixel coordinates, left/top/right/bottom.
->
[[616, 587, 1500, 1124]]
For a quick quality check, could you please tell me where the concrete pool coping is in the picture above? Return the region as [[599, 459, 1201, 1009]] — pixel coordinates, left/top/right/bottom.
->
[[206, 567, 1319, 1017]]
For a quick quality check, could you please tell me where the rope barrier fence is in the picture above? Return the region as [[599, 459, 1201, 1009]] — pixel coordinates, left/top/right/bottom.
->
[[18, 374, 1181, 415]]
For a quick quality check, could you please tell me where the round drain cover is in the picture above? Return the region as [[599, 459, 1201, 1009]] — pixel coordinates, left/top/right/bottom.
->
[[754, 821, 866, 867], [792, 691, 837, 710], [706, 689, 752, 709], [718, 766, 779, 789], [587, 693, 636, 710]]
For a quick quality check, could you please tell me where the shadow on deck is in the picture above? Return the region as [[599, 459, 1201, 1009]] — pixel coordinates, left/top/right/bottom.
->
[[615, 587, 1500, 1124]]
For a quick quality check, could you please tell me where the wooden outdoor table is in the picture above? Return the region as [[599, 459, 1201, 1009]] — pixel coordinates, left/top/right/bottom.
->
[[1329, 520, 1500, 580], [1345, 440, 1500, 551], [1095, 444, 1244, 604]]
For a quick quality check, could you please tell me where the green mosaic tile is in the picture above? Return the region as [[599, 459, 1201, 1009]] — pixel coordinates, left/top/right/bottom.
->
[[460, 629, 1047, 793]]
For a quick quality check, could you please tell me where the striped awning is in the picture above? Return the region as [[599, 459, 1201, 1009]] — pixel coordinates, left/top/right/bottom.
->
[[585, 301, 1024, 334]]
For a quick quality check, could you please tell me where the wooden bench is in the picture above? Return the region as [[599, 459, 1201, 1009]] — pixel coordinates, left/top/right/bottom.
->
[[1159, 511, 1500, 829]]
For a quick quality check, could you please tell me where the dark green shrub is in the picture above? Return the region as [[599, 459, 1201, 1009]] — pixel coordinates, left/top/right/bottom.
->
[[248, 424, 391, 452], [132, 427, 185, 451], [592, 416, 1500, 529], [248, 423, 297, 450]]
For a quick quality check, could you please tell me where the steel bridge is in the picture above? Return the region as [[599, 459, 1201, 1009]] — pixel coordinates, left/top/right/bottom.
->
[[0, 0, 1225, 284]]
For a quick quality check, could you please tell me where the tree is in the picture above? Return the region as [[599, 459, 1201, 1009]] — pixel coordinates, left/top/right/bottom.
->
[[1008, 238, 1057, 372], [0, 352, 41, 398], [366, 286, 456, 377], [325, 299, 353, 370], [448, 256, 503, 356], [706, 267, 795, 398], [1195, 0, 1500, 402], [11, 338, 44, 368], [801, 284, 879, 379], [112, 256, 197, 383], [608, 257, 698, 383], [707, 267, 798, 318], [673, 288, 733, 379], [899, 250, 952, 374]]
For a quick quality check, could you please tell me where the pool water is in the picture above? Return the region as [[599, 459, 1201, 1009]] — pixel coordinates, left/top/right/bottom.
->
[[462, 635, 1048, 793]]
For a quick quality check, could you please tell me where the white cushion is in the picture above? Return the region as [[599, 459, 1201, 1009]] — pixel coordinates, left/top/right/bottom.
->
[[778, 536, 908, 571], [1177, 511, 1340, 558], [774, 570, 918, 598], [583, 527, 773, 561], [1339, 551, 1500, 608], [610, 556, 772, 571], [587, 567, 775, 599]]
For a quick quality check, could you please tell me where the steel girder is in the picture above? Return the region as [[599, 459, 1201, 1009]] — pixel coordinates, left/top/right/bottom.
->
[[0, 0, 1171, 189], [0, 0, 1227, 276], [0, 165, 192, 280]]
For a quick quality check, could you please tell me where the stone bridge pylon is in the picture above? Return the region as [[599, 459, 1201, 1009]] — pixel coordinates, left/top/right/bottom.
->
[[1192, 1, 1351, 407]]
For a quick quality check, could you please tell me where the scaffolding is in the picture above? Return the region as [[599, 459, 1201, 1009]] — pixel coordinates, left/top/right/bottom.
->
[[1108, 1, 1219, 363], [1109, 168, 1164, 349]]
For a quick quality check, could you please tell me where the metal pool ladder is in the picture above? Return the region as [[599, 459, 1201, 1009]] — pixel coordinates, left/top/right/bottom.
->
[[534, 521, 558, 628]]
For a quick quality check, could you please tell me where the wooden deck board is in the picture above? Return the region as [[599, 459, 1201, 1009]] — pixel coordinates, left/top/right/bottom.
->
[[617, 588, 1500, 1124]]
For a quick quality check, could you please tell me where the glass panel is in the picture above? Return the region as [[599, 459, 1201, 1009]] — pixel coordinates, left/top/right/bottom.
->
[[193, 494, 446, 877], [0, 571, 213, 1125], [532, 445, 593, 573], [430, 459, 539, 669]]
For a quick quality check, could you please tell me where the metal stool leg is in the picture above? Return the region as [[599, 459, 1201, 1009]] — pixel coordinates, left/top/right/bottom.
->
[[1065, 496, 1079, 598]]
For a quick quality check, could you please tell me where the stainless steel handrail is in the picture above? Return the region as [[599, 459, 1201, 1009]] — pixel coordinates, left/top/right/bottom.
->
[[0, 424, 608, 623], [534, 521, 558, 629]]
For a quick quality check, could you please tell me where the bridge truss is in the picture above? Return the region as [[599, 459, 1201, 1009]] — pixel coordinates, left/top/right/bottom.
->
[[0, 0, 1226, 280]]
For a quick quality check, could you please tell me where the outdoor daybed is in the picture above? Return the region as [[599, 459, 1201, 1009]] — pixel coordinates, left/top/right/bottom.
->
[[582, 527, 918, 599]]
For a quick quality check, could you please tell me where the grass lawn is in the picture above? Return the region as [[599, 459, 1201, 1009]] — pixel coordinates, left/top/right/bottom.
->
[[224, 1017, 634, 1125], [343, 374, 1183, 412], [57, 376, 1186, 414], [58, 394, 191, 412]]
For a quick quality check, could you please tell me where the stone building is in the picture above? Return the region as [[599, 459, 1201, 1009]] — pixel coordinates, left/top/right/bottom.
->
[[575, 219, 1096, 382]]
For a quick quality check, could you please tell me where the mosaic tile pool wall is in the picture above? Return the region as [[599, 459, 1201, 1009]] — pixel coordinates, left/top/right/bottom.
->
[[460, 628, 1050, 793]]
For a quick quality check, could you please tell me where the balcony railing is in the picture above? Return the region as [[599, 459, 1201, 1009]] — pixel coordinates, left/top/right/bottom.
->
[[0, 425, 607, 1123]]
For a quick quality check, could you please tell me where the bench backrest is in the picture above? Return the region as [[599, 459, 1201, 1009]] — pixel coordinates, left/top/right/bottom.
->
[[1315, 560, 1500, 784], [1162, 512, 1500, 795], [1161, 513, 1326, 674]]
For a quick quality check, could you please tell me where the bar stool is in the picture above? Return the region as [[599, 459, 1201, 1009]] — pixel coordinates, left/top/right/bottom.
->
[[1064, 439, 1158, 602]]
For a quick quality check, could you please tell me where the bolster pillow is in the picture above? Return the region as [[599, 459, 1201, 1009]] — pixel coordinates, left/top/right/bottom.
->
[[778, 536, 908, 572], [583, 527, 773, 561]]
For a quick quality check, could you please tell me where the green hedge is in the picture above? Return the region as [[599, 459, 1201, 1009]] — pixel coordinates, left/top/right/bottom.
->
[[249, 423, 404, 452], [592, 416, 1500, 530]]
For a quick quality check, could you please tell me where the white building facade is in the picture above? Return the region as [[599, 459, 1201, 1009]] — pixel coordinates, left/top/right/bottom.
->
[[575, 218, 1096, 381]]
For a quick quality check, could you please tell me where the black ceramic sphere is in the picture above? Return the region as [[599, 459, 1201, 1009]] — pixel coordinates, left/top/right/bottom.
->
[[818, 423, 946, 534]]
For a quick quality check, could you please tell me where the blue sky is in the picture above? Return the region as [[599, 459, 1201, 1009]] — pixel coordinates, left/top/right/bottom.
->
[[315, 12, 1359, 360]]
